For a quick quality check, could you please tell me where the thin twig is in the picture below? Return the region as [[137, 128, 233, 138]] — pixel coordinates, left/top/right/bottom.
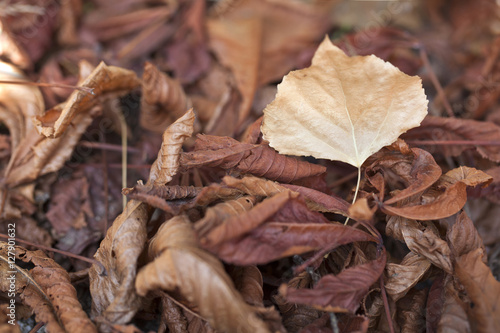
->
[[380, 276, 395, 333], [0, 80, 94, 95]]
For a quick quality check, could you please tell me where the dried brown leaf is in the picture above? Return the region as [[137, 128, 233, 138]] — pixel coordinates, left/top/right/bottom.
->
[[281, 249, 386, 313], [149, 109, 195, 185], [402, 224, 453, 274], [200, 191, 297, 247], [385, 252, 431, 302], [396, 288, 427, 333], [441, 166, 493, 187], [195, 195, 257, 238], [262, 36, 428, 168], [382, 181, 467, 220], [140, 62, 191, 133], [446, 211, 485, 260], [89, 200, 152, 326], [209, 222, 377, 265], [0, 19, 31, 69], [404, 115, 500, 162], [34, 61, 141, 138], [181, 135, 326, 182], [454, 248, 500, 333], [0, 243, 97, 333], [208, 0, 335, 124], [435, 276, 471, 333], [135, 215, 271, 333]]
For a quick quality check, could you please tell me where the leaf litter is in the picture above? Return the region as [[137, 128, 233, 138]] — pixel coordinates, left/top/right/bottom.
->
[[1, 1, 500, 332]]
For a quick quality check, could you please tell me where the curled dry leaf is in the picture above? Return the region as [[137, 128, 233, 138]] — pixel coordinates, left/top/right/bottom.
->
[[200, 191, 297, 247], [148, 108, 195, 185], [194, 195, 257, 238], [222, 175, 349, 215], [90, 110, 194, 327], [208, 221, 378, 266], [89, 200, 152, 327], [34, 61, 141, 138], [135, 215, 271, 333], [454, 248, 500, 333], [435, 275, 471, 333], [440, 166, 493, 187], [181, 134, 326, 183], [281, 248, 386, 313], [0, 243, 97, 333], [446, 211, 486, 261], [385, 252, 431, 302], [261, 36, 428, 168], [396, 288, 428, 333], [404, 115, 500, 162], [140, 62, 191, 133]]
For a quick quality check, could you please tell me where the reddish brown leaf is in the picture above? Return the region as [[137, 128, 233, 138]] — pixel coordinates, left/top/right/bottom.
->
[[135, 215, 271, 333], [446, 211, 486, 260], [382, 181, 467, 220], [208, 222, 377, 265], [404, 115, 500, 162], [0, 243, 97, 333], [385, 252, 431, 302], [454, 248, 500, 333], [181, 134, 326, 183], [281, 249, 386, 313], [200, 191, 297, 247], [383, 148, 442, 205]]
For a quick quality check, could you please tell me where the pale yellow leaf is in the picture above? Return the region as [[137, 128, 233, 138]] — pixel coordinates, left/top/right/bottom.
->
[[261, 36, 428, 168]]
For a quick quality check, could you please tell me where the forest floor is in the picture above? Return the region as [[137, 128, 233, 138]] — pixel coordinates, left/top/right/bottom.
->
[[1, 0, 500, 332]]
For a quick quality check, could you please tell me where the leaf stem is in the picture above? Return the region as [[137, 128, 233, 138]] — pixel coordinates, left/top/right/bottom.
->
[[344, 167, 361, 225]]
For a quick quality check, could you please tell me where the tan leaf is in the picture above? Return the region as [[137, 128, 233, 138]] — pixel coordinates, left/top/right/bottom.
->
[[135, 215, 271, 333], [261, 36, 428, 168], [0, 243, 97, 333], [455, 248, 500, 333], [148, 108, 195, 185], [446, 211, 485, 260], [140, 62, 191, 133], [34, 61, 141, 138], [385, 252, 431, 302], [441, 166, 493, 187]]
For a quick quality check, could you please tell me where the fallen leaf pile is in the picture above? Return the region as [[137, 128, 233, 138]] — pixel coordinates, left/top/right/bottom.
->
[[1, 1, 500, 332]]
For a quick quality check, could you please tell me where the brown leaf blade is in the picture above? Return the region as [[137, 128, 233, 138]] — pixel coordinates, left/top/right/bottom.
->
[[136, 215, 271, 333]]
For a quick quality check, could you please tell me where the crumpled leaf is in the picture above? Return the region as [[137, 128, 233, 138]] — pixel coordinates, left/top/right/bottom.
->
[[454, 248, 500, 333], [434, 275, 471, 333], [140, 62, 191, 133], [34, 61, 141, 138], [0, 242, 97, 333], [89, 110, 194, 327], [135, 215, 271, 333], [280, 248, 386, 313], [149, 109, 195, 185], [261, 36, 428, 168], [396, 288, 427, 333], [385, 252, 431, 302], [446, 211, 485, 260], [181, 134, 326, 182], [404, 115, 500, 162], [207, 221, 378, 265]]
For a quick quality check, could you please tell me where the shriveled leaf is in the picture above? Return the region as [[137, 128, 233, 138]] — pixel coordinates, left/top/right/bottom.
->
[[396, 289, 428, 333], [207, 222, 377, 265], [89, 200, 152, 327], [446, 211, 485, 260], [135, 215, 271, 333], [385, 252, 431, 302], [261, 36, 428, 168], [140, 62, 191, 133], [454, 248, 500, 333], [281, 249, 386, 313], [195, 195, 257, 238], [383, 148, 442, 204], [441, 166, 493, 187], [223, 175, 349, 215], [435, 276, 471, 333], [0, 243, 97, 333], [382, 181, 467, 220], [404, 115, 500, 162], [200, 191, 297, 247], [34, 61, 141, 138], [402, 223, 452, 274], [149, 108, 195, 185], [181, 134, 326, 182]]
